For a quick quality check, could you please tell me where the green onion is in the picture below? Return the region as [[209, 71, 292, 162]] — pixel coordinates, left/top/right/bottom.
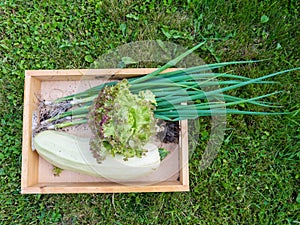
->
[[35, 43, 300, 131]]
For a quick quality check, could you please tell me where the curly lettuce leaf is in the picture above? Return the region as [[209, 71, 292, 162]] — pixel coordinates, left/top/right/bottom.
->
[[89, 79, 157, 162]]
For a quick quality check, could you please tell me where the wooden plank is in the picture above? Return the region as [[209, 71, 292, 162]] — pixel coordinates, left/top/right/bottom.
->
[[25, 68, 181, 80], [21, 181, 188, 194], [21, 74, 40, 189], [179, 120, 189, 188]]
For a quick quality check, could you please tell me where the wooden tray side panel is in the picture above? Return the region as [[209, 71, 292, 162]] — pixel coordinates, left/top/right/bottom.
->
[[21, 75, 40, 191], [26, 68, 180, 80], [179, 120, 189, 190], [22, 181, 186, 194]]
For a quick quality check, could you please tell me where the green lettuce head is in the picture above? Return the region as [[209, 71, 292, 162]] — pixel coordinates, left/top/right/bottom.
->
[[88, 79, 157, 163]]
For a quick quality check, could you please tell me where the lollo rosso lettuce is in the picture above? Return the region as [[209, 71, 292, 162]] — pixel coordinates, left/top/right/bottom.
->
[[88, 79, 157, 163]]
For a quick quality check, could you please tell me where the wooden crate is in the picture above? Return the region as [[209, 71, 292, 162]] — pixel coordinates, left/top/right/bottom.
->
[[21, 69, 189, 194]]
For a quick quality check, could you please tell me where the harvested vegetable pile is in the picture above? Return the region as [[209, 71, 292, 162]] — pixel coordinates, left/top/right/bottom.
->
[[32, 42, 299, 180]]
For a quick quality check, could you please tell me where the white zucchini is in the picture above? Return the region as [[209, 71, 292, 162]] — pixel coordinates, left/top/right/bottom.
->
[[33, 130, 161, 180]]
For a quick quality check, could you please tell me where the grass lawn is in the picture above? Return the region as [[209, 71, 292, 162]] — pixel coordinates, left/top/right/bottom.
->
[[0, 0, 299, 224]]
